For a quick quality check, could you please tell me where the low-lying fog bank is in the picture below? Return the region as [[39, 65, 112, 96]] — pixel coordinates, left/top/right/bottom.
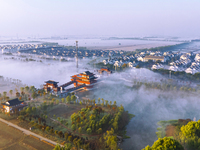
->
[[0, 58, 92, 88], [1, 58, 200, 150], [91, 69, 200, 150]]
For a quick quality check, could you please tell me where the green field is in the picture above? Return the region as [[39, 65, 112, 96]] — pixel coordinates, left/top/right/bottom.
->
[[0, 121, 54, 150]]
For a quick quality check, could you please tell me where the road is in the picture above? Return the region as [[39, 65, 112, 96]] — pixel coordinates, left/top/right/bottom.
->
[[0, 117, 60, 147]]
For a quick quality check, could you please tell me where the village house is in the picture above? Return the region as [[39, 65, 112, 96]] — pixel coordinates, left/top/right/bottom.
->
[[195, 53, 200, 62], [168, 65, 179, 72], [143, 56, 166, 62], [137, 56, 144, 62], [1, 98, 27, 113], [151, 63, 164, 70]]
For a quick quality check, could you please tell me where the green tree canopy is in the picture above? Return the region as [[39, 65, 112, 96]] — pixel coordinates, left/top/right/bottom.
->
[[143, 137, 184, 150], [61, 98, 65, 103], [180, 120, 200, 138], [66, 96, 71, 103], [9, 90, 13, 96], [87, 128, 92, 135], [71, 95, 76, 102]]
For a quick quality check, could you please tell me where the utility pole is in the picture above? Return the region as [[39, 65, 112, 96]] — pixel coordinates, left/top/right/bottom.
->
[[76, 41, 78, 68], [169, 71, 171, 78]]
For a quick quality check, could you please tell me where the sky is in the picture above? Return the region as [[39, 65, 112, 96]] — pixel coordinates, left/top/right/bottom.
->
[[0, 0, 200, 38]]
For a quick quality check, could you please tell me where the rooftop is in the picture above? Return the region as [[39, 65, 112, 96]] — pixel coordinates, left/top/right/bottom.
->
[[45, 80, 59, 84], [144, 56, 165, 59], [1, 98, 23, 106], [82, 71, 93, 75]]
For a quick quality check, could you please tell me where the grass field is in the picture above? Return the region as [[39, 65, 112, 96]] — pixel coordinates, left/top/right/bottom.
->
[[0, 121, 54, 150], [48, 104, 84, 118]]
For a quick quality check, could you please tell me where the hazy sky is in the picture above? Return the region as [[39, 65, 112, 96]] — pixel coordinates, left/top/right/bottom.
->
[[0, 0, 200, 37]]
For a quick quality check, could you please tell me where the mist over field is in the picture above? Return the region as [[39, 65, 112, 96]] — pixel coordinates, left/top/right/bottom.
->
[[1, 0, 200, 149], [0, 58, 91, 89], [1, 57, 200, 149], [91, 69, 200, 149]]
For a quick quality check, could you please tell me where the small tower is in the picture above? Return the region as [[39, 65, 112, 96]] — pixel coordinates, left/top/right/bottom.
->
[[76, 41, 78, 68]]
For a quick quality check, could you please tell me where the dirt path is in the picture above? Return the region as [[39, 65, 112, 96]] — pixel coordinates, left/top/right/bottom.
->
[[0, 117, 61, 147]]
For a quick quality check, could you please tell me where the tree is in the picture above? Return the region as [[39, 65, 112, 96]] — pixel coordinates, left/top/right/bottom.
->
[[68, 136, 73, 142], [142, 137, 184, 150], [55, 130, 58, 135], [18, 115, 24, 121], [71, 124, 76, 131], [105, 100, 108, 106], [46, 126, 50, 132], [20, 87, 24, 93], [66, 96, 71, 103], [30, 86, 35, 92], [101, 98, 104, 105], [64, 143, 72, 150], [16, 92, 20, 97], [56, 99, 59, 104], [71, 95, 76, 102], [57, 117, 60, 121], [78, 127, 82, 134], [26, 107, 31, 114], [3, 91, 7, 99], [180, 120, 200, 138], [103, 128, 118, 150], [31, 92, 37, 99], [64, 132, 69, 141], [98, 98, 100, 104], [113, 101, 117, 106], [25, 86, 29, 93], [61, 98, 65, 103], [53, 144, 62, 150], [97, 128, 102, 134], [58, 131, 63, 138], [87, 128, 92, 135], [32, 107, 36, 114], [9, 90, 13, 96], [50, 129, 54, 134]]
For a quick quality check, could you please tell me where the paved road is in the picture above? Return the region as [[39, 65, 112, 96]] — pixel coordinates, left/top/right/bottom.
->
[[0, 117, 60, 147]]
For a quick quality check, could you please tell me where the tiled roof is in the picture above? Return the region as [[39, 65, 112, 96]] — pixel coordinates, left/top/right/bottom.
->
[[45, 80, 59, 84], [1, 98, 23, 106]]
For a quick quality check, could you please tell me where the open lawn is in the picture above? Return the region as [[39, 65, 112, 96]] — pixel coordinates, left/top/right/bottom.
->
[[48, 104, 84, 118], [0, 121, 54, 150]]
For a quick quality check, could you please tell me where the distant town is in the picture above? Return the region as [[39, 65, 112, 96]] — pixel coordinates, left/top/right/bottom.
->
[[1, 42, 200, 75]]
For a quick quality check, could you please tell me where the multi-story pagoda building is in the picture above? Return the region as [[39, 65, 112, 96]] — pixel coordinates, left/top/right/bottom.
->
[[71, 71, 97, 90]]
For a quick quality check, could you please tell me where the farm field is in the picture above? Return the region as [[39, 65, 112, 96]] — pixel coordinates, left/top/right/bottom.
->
[[0, 121, 54, 150]]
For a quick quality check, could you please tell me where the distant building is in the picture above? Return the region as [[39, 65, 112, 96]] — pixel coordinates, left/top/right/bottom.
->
[[151, 63, 164, 70], [43, 80, 60, 93], [143, 56, 166, 62], [1, 98, 27, 113], [137, 56, 144, 62]]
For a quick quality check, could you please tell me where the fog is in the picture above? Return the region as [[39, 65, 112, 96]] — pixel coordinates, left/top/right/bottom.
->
[[0, 0, 200, 37], [1, 57, 200, 149], [0, 57, 92, 89], [91, 69, 200, 149]]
